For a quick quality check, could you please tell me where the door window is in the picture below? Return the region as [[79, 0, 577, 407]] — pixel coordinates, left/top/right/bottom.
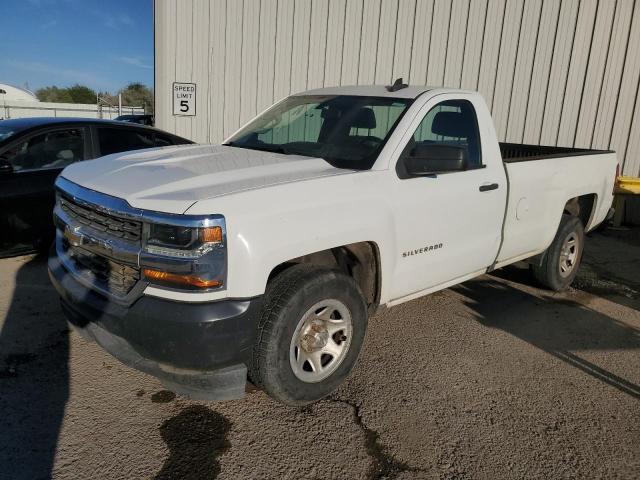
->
[[97, 127, 155, 156], [405, 99, 482, 168], [0, 128, 85, 172]]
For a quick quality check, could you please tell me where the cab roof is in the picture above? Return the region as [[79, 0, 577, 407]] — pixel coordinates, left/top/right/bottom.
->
[[294, 84, 479, 100], [294, 84, 433, 99]]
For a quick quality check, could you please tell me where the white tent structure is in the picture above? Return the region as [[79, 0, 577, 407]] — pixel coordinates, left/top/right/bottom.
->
[[0, 83, 39, 102]]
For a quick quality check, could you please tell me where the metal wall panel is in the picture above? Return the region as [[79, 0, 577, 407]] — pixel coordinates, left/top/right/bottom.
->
[[324, 0, 347, 86], [426, 0, 451, 86], [476, 0, 506, 110], [174, 0, 193, 140], [522, 0, 560, 144], [307, 0, 329, 89], [240, 1, 260, 122], [443, 0, 470, 88], [610, 0, 640, 173], [539, 0, 579, 146], [155, 0, 640, 176], [256, 0, 278, 112], [591, 0, 634, 150], [358, 0, 381, 84], [492, 0, 524, 140], [460, 0, 488, 91], [392, 0, 416, 81], [505, 0, 542, 143], [574, 0, 616, 147], [407, 0, 434, 85], [208, 0, 226, 141], [192, 0, 210, 143], [557, 0, 598, 146]]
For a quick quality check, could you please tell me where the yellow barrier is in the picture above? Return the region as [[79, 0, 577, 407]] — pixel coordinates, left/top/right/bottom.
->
[[616, 176, 640, 195], [613, 176, 639, 226]]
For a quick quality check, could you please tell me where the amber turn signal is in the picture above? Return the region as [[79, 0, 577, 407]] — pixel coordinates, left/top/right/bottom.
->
[[200, 226, 223, 244], [143, 269, 222, 289]]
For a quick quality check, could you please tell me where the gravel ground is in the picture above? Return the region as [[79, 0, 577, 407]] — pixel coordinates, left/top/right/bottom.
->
[[0, 227, 638, 480]]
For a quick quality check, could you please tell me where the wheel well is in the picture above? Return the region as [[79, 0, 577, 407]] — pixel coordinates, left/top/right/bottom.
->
[[563, 194, 597, 228], [267, 242, 381, 314]]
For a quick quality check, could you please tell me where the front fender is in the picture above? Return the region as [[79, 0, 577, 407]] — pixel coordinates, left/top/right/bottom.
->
[[186, 173, 396, 301]]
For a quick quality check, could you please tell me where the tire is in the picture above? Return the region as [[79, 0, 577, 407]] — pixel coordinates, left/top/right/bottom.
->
[[532, 214, 585, 291], [251, 264, 368, 406]]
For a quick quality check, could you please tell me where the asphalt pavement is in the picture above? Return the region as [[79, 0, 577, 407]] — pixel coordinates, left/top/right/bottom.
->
[[0, 227, 638, 479]]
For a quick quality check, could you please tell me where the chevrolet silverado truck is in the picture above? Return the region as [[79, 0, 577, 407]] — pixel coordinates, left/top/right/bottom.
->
[[48, 82, 618, 406]]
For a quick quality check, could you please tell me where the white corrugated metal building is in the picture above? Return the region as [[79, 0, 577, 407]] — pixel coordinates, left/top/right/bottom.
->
[[154, 0, 640, 178]]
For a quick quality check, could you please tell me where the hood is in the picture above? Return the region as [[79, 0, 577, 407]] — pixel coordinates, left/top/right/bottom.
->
[[60, 144, 355, 214]]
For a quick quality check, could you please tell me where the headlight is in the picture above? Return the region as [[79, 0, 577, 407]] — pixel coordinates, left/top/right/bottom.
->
[[140, 216, 227, 290], [146, 224, 223, 257]]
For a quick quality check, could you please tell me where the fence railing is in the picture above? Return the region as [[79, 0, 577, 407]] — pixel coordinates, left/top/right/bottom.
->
[[1, 100, 144, 120]]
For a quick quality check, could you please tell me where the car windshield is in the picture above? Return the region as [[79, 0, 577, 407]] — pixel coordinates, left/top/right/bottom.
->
[[225, 95, 413, 170]]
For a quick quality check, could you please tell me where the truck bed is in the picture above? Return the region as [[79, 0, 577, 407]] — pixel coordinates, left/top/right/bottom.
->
[[499, 143, 613, 163]]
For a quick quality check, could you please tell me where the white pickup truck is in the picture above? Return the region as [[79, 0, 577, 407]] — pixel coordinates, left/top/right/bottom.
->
[[49, 82, 618, 405]]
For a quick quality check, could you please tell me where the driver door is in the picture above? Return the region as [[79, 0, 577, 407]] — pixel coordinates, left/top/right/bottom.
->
[[389, 96, 505, 301]]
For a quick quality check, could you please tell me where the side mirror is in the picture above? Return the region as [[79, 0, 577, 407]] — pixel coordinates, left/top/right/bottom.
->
[[401, 144, 468, 177], [0, 159, 13, 175]]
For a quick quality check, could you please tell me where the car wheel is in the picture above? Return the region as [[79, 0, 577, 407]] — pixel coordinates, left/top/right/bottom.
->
[[251, 264, 368, 406], [532, 214, 584, 291]]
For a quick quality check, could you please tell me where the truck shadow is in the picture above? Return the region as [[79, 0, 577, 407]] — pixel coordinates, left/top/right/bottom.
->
[[0, 255, 69, 479], [453, 268, 640, 400]]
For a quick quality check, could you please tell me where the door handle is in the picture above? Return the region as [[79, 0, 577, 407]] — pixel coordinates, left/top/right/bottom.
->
[[479, 183, 499, 192]]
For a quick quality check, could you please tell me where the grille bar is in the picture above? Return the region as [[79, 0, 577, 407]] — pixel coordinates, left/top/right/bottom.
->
[[60, 196, 142, 242], [65, 242, 140, 298], [57, 191, 143, 298]]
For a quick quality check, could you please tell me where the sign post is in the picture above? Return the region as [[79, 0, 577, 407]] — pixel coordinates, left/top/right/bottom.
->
[[173, 82, 196, 116]]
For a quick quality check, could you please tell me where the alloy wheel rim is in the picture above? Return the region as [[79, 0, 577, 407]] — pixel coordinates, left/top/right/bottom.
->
[[559, 232, 579, 278], [289, 299, 353, 383]]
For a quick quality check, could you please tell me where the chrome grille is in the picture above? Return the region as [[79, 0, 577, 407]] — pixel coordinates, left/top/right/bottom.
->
[[63, 240, 140, 297], [59, 195, 142, 242]]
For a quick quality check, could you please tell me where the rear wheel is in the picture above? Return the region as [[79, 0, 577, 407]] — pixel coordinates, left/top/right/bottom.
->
[[532, 214, 584, 291], [251, 264, 368, 406]]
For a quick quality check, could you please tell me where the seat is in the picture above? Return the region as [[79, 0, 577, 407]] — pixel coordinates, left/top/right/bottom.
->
[[431, 110, 479, 166], [350, 107, 377, 130]]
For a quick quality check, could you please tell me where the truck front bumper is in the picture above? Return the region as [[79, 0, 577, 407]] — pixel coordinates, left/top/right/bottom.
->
[[48, 253, 262, 401]]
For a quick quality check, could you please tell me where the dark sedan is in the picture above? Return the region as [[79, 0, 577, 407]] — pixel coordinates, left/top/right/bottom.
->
[[0, 117, 192, 257], [114, 114, 155, 126]]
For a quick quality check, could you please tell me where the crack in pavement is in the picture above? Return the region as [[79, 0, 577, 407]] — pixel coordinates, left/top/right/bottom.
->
[[326, 395, 424, 480]]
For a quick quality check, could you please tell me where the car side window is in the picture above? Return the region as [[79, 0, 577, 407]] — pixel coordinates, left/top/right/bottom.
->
[[405, 99, 482, 168], [97, 127, 155, 156], [0, 128, 85, 172]]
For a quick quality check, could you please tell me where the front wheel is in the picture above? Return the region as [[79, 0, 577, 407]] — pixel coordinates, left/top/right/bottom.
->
[[251, 265, 368, 406], [532, 214, 585, 291]]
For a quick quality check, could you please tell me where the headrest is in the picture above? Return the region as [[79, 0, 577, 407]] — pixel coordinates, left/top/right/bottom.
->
[[56, 149, 74, 160], [351, 107, 376, 129], [432, 111, 467, 137]]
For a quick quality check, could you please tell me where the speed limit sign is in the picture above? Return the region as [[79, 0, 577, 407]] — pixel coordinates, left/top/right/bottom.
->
[[173, 82, 196, 116]]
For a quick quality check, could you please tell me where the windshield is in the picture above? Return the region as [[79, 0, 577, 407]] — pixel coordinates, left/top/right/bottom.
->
[[225, 95, 413, 170]]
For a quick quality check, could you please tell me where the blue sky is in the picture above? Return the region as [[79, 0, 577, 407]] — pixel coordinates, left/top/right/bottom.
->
[[0, 0, 153, 93]]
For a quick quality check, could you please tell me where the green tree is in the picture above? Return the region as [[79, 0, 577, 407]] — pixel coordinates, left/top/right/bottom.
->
[[66, 84, 97, 103], [35, 84, 96, 104], [35, 86, 73, 103], [118, 82, 154, 113]]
